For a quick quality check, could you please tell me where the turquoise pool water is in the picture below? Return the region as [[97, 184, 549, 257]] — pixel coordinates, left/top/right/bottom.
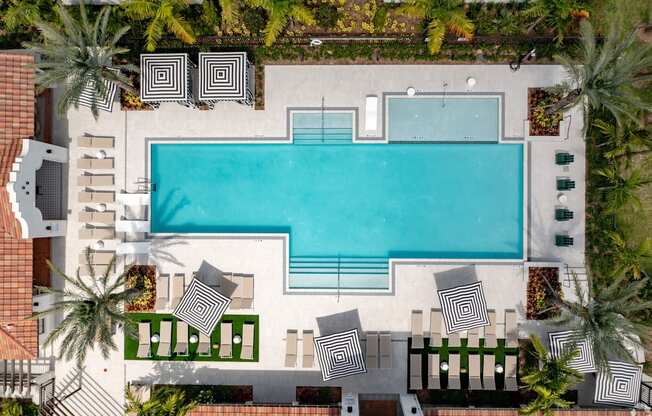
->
[[150, 143, 523, 260], [292, 112, 353, 143], [387, 96, 500, 142]]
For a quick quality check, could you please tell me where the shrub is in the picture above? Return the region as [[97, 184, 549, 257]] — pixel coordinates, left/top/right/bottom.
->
[[314, 3, 339, 29], [243, 7, 267, 35]]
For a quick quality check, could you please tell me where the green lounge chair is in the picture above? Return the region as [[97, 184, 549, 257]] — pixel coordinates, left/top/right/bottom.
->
[[557, 178, 575, 191], [555, 208, 574, 221], [555, 152, 574, 165], [555, 235, 574, 247]]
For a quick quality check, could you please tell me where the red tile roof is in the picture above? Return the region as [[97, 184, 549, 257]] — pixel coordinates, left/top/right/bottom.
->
[[188, 405, 340, 415], [0, 52, 38, 360]]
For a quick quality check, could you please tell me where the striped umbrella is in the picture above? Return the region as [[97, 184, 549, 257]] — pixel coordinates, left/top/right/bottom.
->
[[173, 278, 231, 336], [77, 78, 116, 113], [314, 329, 366, 381], [140, 53, 191, 103], [548, 330, 596, 373], [437, 281, 490, 334], [594, 361, 642, 407]]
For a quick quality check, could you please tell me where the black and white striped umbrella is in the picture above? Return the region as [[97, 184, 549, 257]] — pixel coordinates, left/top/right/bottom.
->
[[314, 329, 366, 381], [437, 281, 490, 334], [548, 330, 596, 373], [140, 53, 190, 102], [173, 278, 231, 336], [77, 78, 116, 112], [198, 52, 249, 102], [594, 361, 642, 407]]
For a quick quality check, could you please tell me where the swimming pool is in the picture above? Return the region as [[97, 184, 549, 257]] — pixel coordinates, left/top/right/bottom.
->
[[150, 142, 523, 262], [387, 96, 501, 142]]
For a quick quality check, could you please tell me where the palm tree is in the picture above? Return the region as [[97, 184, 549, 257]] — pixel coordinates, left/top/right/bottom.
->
[[217, 0, 241, 30], [544, 18, 652, 125], [122, 0, 196, 51], [32, 249, 142, 366], [396, 0, 474, 55], [551, 273, 652, 371], [594, 164, 652, 212], [607, 231, 652, 279], [522, 0, 590, 44], [520, 335, 583, 416], [593, 118, 652, 164], [2, 0, 56, 32], [23, 3, 137, 119], [126, 387, 196, 416], [245, 0, 315, 46]]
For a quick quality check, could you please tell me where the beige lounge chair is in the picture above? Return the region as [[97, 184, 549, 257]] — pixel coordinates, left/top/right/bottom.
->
[[78, 262, 115, 276], [505, 355, 518, 391], [78, 136, 114, 148], [77, 157, 114, 170], [469, 354, 482, 390], [505, 309, 518, 348], [137, 322, 150, 358], [154, 274, 169, 311], [448, 332, 461, 348], [379, 332, 392, 368], [78, 227, 115, 240], [483, 354, 496, 390], [429, 309, 442, 347], [78, 190, 115, 203], [197, 332, 211, 356], [411, 310, 424, 349], [170, 274, 185, 310], [241, 323, 255, 360], [366, 332, 378, 369], [448, 353, 461, 390], [219, 322, 232, 358], [302, 330, 314, 368], [285, 330, 298, 367], [78, 210, 115, 225], [174, 321, 188, 355], [229, 274, 243, 309], [240, 275, 254, 309], [428, 353, 440, 389], [485, 310, 497, 348], [410, 354, 422, 390], [79, 251, 114, 264], [77, 174, 114, 186], [468, 327, 480, 348], [157, 321, 172, 357]]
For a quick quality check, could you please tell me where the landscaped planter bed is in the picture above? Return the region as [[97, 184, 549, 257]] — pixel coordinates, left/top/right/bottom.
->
[[296, 386, 342, 405], [528, 88, 562, 136], [526, 266, 561, 320], [126, 265, 156, 312], [154, 384, 253, 404]]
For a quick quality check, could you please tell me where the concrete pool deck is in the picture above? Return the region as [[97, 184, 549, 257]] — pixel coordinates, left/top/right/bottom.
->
[[52, 64, 586, 409]]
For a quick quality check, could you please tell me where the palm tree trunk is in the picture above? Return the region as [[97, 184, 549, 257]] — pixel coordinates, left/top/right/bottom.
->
[[544, 89, 581, 116]]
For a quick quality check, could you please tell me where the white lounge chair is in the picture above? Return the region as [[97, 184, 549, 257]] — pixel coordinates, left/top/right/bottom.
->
[[505, 309, 518, 348], [428, 353, 440, 389], [157, 321, 172, 357], [170, 274, 185, 310], [411, 310, 424, 349], [505, 355, 518, 391], [448, 354, 461, 390], [174, 321, 188, 355], [302, 330, 314, 368], [116, 219, 151, 233], [219, 322, 232, 358], [197, 332, 211, 356], [379, 332, 392, 368], [429, 309, 442, 347], [241, 323, 255, 360], [483, 354, 496, 390], [116, 242, 150, 255], [154, 274, 169, 311], [137, 322, 150, 358], [409, 354, 422, 390], [365, 95, 378, 135], [366, 332, 378, 369], [485, 310, 497, 348], [469, 354, 482, 390], [285, 330, 298, 367], [116, 192, 149, 206]]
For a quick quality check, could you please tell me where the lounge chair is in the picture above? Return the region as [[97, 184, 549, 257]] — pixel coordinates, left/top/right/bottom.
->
[[219, 322, 232, 358], [555, 235, 574, 247], [555, 152, 574, 165], [79, 136, 114, 148], [79, 251, 114, 264], [116, 219, 151, 233], [78, 210, 115, 225], [556, 178, 576, 191], [229, 274, 243, 309], [79, 262, 115, 276], [429, 309, 442, 347], [240, 275, 254, 309], [483, 354, 496, 390], [154, 274, 169, 311], [170, 274, 185, 310], [504, 355, 518, 391], [555, 208, 574, 221], [428, 353, 440, 389], [447, 332, 461, 348], [505, 309, 518, 348], [448, 353, 461, 390], [116, 192, 149, 206], [116, 242, 150, 255], [285, 330, 298, 367], [366, 332, 378, 369], [197, 332, 211, 356], [302, 330, 314, 368], [469, 354, 482, 390], [409, 354, 422, 390], [137, 322, 151, 358], [77, 174, 114, 186], [468, 327, 479, 348], [411, 310, 424, 349], [379, 332, 392, 368], [174, 321, 188, 355], [485, 310, 497, 348], [78, 190, 115, 203], [241, 323, 254, 360], [365, 95, 378, 135], [157, 321, 172, 357], [77, 157, 114, 170], [79, 227, 115, 240]]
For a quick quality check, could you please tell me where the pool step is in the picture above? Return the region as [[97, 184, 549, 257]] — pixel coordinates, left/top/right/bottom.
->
[[292, 128, 353, 144], [289, 257, 390, 290]]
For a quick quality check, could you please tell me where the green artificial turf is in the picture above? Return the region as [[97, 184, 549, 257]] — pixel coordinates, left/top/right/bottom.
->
[[125, 313, 259, 362]]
